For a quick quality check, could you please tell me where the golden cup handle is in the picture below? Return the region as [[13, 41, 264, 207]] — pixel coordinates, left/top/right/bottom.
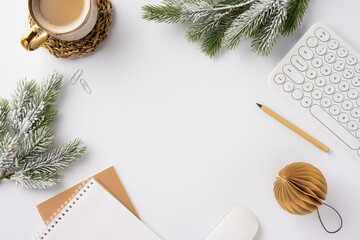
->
[[21, 25, 51, 51]]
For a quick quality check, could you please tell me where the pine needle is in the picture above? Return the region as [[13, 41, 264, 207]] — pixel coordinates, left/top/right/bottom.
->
[[0, 99, 9, 137], [223, 0, 277, 49], [17, 127, 54, 164], [22, 139, 86, 175], [15, 172, 60, 189], [251, 0, 287, 56], [282, 0, 310, 36]]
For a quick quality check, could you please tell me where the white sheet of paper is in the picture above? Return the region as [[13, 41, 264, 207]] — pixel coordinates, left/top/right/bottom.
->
[[35, 178, 161, 240]]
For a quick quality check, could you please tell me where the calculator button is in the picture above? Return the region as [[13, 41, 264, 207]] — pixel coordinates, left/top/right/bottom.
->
[[291, 55, 308, 72], [346, 55, 357, 66], [320, 97, 332, 107], [339, 113, 350, 123], [357, 97, 360, 107], [315, 45, 327, 56], [292, 89, 303, 100], [351, 108, 360, 118], [283, 64, 305, 84], [330, 73, 341, 84], [312, 89, 322, 100], [315, 77, 326, 87], [325, 53, 336, 63], [306, 69, 317, 79], [328, 39, 339, 50], [339, 81, 350, 91], [324, 85, 335, 95], [301, 97, 312, 108], [347, 120, 358, 131], [303, 82, 314, 92], [274, 73, 286, 84], [343, 69, 354, 79], [337, 47, 348, 58], [320, 66, 332, 76], [348, 89, 359, 99], [342, 100, 353, 110], [352, 76, 360, 87], [283, 81, 295, 92], [307, 37, 318, 48], [315, 28, 330, 42], [299, 46, 314, 60], [334, 61, 345, 71], [311, 57, 323, 68], [329, 105, 341, 115], [355, 63, 360, 73], [333, 92, 344, 103]]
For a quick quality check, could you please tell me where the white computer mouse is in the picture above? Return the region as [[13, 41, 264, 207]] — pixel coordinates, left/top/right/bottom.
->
[[204, 207, 259, 240]]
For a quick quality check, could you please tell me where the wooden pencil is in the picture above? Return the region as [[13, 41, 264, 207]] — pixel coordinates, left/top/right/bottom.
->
[[257, 103, 329, 152]]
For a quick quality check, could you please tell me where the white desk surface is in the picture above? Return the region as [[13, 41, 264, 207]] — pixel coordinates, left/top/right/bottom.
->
[[1, 0, 360, 239]]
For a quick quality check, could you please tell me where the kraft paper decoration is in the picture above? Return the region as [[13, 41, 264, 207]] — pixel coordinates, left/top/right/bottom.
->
[[273, 162, 327, 215]]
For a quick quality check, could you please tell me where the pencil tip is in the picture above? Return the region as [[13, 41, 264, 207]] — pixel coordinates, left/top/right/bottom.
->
[[256, 103, 262, 108]]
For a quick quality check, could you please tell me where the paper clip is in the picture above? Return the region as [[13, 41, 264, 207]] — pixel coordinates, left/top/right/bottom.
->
[[80, 79, 91, 94], [70, 69, 83, 85]]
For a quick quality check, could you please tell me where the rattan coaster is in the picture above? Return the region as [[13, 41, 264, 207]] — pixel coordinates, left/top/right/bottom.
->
[[29, 0, 113, 59]]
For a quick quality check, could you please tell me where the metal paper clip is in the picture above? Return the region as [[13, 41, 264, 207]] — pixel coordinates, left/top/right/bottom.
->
[[70, 69, 83, 85], [80, 79, 91, 94]]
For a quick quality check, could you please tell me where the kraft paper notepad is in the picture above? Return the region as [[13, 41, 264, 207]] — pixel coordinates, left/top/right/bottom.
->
[[37, 166, 139, 223], [35, 178, 161, 240]]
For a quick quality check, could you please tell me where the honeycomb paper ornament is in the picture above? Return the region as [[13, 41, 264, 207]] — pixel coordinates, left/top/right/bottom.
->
[[274, 162, 327, 215]]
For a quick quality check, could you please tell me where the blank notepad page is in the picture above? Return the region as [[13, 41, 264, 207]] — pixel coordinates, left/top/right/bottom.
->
[[36, 179, 161, 240]]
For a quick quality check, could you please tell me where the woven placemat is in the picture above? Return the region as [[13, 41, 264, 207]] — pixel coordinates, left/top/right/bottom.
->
[[29, 0, 113, 59]]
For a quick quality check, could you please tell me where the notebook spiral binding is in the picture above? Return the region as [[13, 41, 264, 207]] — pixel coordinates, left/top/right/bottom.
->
[[34, 178, 93, 240]]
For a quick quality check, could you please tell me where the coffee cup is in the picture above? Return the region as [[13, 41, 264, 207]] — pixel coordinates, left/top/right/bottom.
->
[[21, 0, 98, 51]]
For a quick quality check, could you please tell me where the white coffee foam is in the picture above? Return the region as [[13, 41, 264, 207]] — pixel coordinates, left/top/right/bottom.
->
[[32, 0, 90, 34]]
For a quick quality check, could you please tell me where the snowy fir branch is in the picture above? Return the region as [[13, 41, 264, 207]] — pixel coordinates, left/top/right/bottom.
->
[[0, 72, 86, 189], [142, 0, 310, 57]]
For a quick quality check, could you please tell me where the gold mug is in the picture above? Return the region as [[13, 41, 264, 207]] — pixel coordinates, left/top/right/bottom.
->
[[21, 0, 98, 51]]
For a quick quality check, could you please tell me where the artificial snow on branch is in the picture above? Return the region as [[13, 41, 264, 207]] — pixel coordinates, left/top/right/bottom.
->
[[0, 72, 86, 189], [142, 0, 310, 57]]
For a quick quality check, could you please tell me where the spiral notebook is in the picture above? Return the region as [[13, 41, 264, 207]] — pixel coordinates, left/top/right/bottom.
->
[[35, 178, 161, 240], [37, 166, 139, 223]]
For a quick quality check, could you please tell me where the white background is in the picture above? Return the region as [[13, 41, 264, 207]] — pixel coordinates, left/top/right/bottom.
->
[[1, 0, 360, 239]]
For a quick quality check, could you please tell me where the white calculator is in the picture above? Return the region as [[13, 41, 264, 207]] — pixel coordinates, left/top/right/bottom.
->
[[270, 23, 360, 161]]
